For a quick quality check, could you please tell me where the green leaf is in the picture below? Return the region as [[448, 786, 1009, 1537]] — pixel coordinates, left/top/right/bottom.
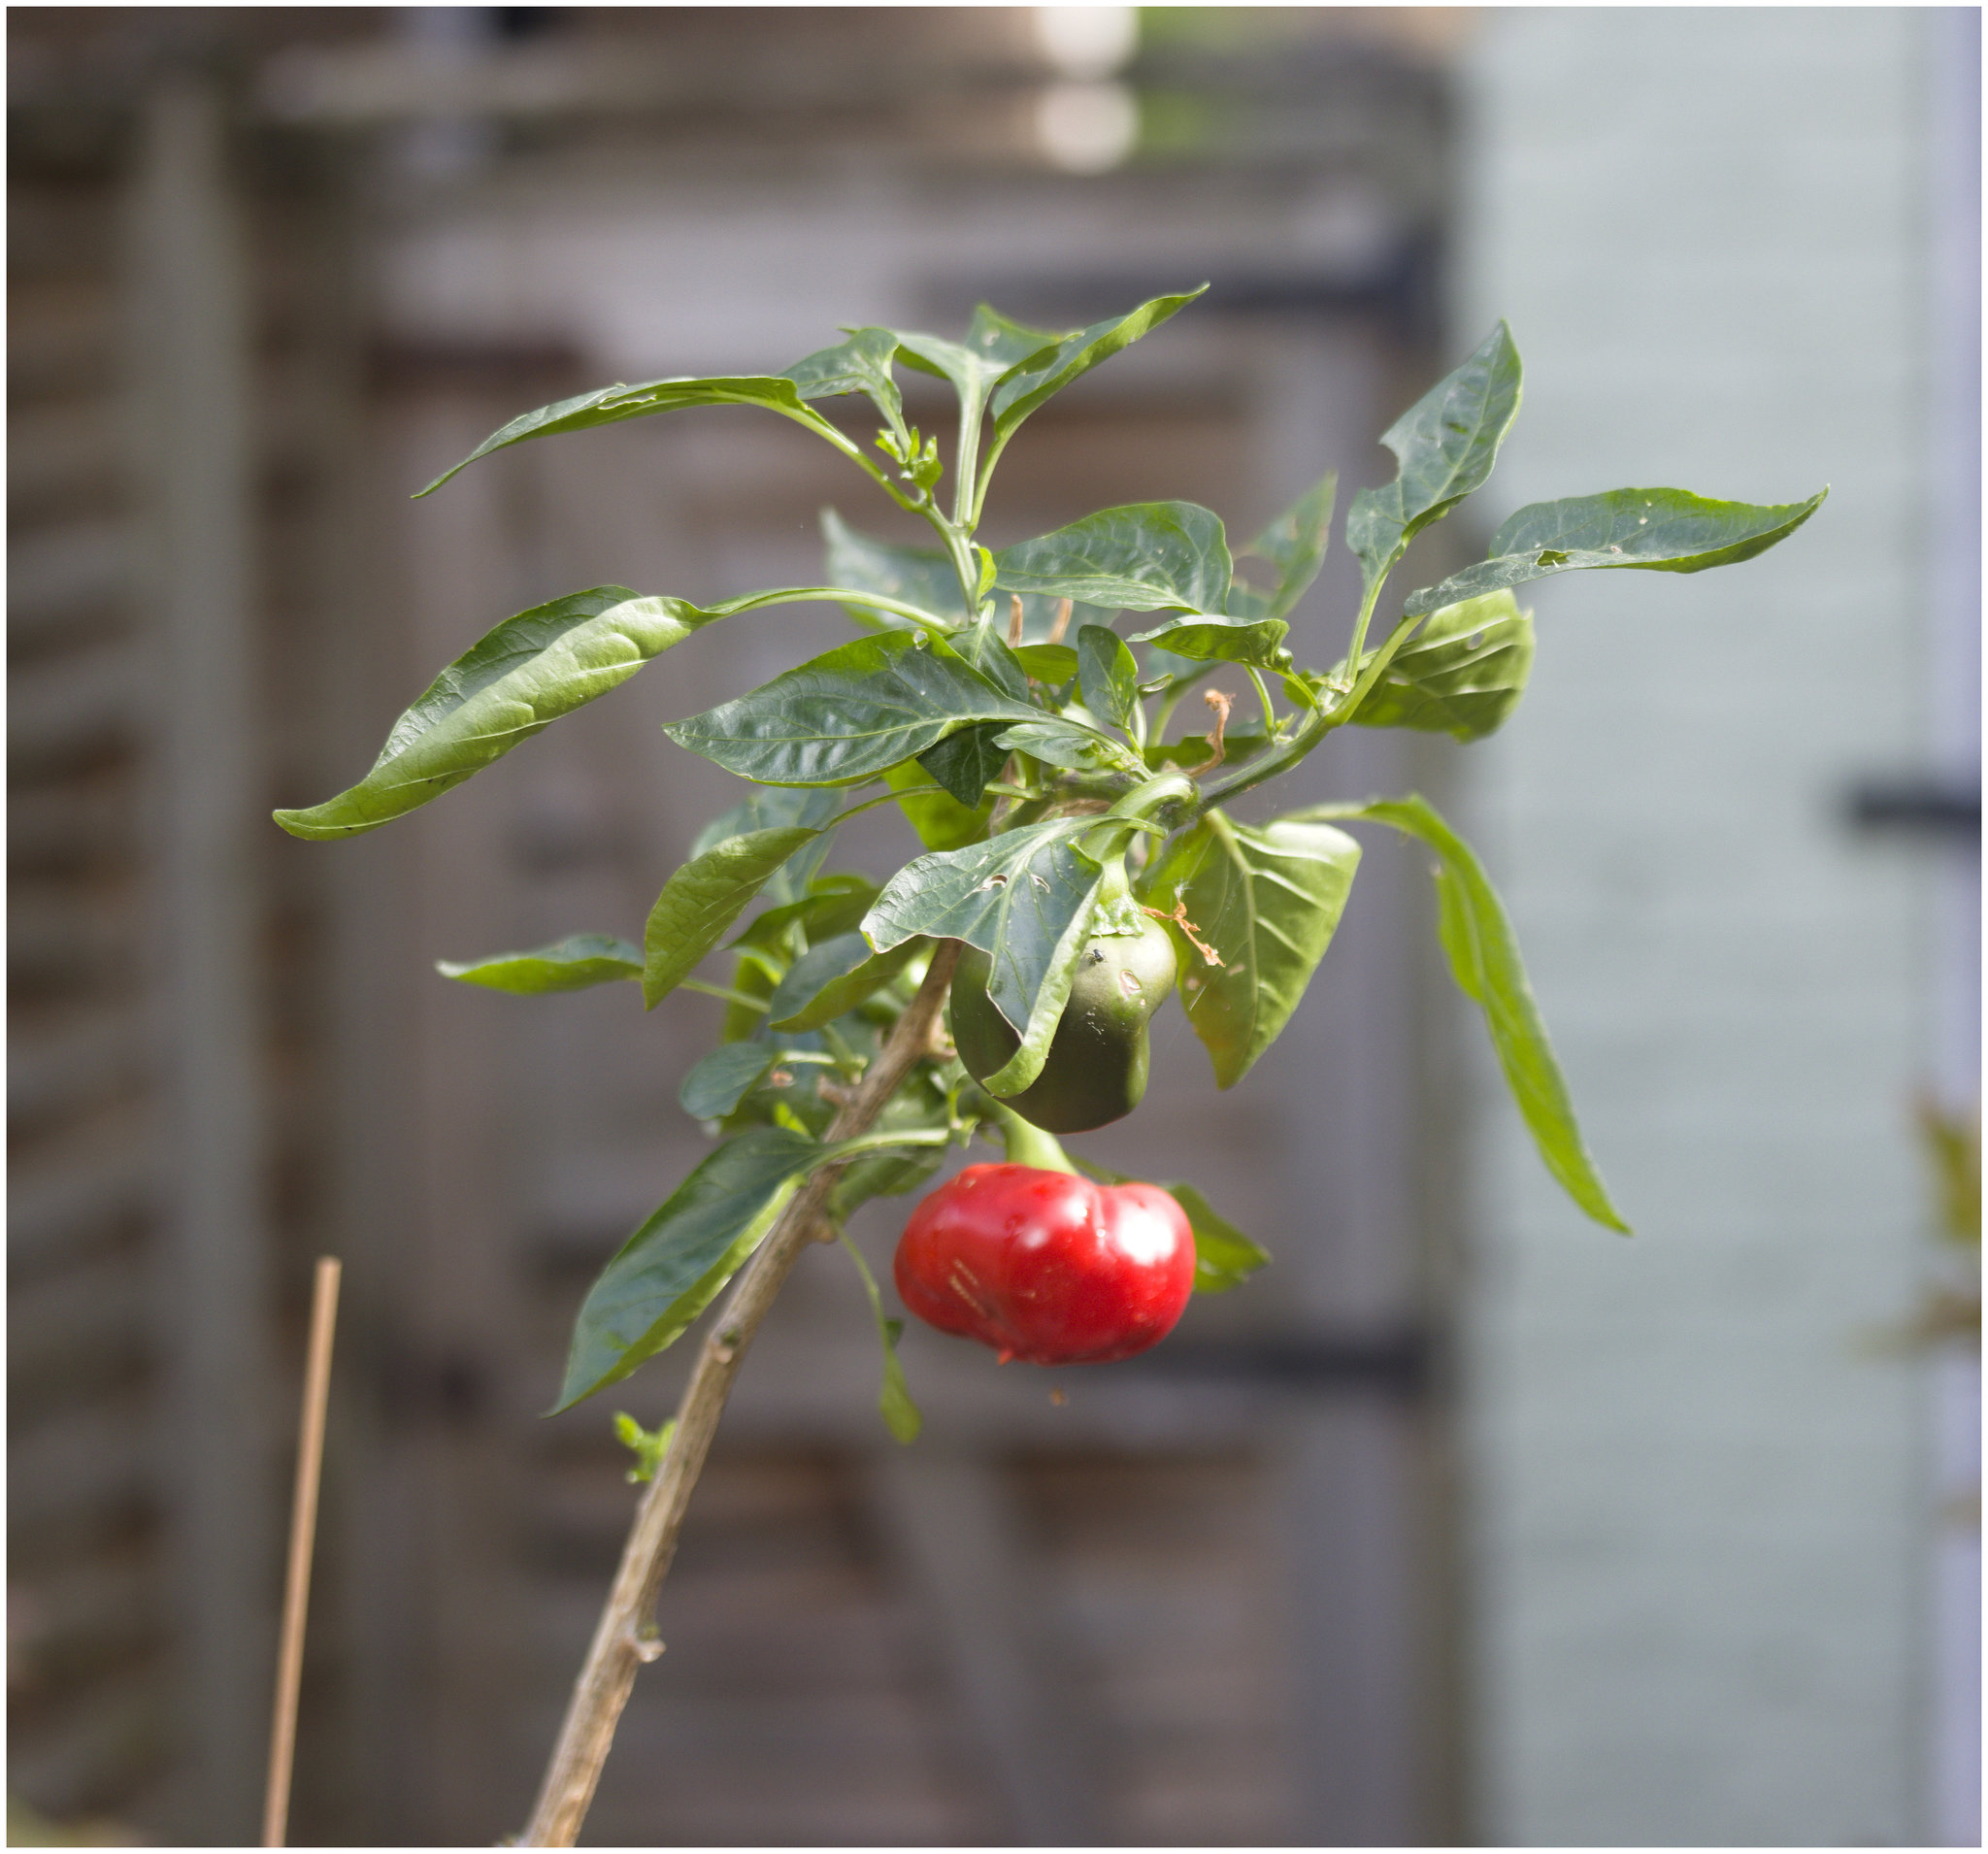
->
[[1141, 808, 1362, 1089], [780, 326, 906, 433], [994, 501, 1233, 614], [691, 786, 841, 894], [1403, 485, 1829, 616], [436, 932, 642, 995], [1128, 610, 1289, 668], [917, 721, 1011, 809], [275, 587, 717, 840], [893, 330, 1019, 407], [555, 1122, 950, 1410], [552, 1128, 822, 1409], [836, 1231, 922, 1443], [821, 509, 969, 629], [719, 956, 778, 1043], [1344, 591, 1536, 742], [766, 931, 924, 1032], [728, 873, 878, 955], [1169, 1182, 1271, 1294], [987, 287, 1208, 439], [1230, 469, 1338, 623], [1344, 322, 1523, 598], [864, 816, 1111, 1090], [885, 757, 992, 851], [1299, 793, 1629, 1233], [1077, 624, 1139, 731], [1432, 863, 1480, 1004], [965, 301, 1073, 372], [414, 374, 847, 497], [679, 1043, 780, 1120], [994, 717, 1143, 778], [1014, 643, 1079, 684], [663, 631, 1037, 786], [644, 827, 821, 1008], [948, 618, 1032, 701]]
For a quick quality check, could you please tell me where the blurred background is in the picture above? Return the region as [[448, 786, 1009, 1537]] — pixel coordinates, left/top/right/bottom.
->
[[8, 6, 1977, 1846]]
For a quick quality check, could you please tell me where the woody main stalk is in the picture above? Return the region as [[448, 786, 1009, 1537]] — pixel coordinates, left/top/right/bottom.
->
[[520, 943, 959, 1847]]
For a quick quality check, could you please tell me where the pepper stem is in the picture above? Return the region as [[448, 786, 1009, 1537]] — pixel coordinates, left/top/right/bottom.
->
[[982, 1099, 1077, 1174]]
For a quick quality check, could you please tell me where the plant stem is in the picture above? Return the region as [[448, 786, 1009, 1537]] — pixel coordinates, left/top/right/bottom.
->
[[1243, 664, 1279, 737], [1199, 612, 1425, 810], [983, 1098, 1076, 1173], [924, 510, 982, 622], [517, 941, 964, 1847], [678, 978, 768, 1012]]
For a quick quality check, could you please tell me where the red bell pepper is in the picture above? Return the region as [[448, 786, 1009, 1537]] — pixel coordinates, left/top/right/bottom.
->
[[894, 1109, 1194, 1365]]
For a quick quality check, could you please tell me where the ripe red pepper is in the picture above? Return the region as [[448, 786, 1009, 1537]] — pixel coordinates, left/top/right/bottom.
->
[[895, 1162, 1196, 1366]]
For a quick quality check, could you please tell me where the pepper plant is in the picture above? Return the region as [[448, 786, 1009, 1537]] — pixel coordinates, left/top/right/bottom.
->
[[276, 289, 1822, 1842]]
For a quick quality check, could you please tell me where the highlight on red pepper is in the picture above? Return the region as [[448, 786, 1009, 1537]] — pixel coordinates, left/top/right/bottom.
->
[[893, 1106, 1196, 1365]]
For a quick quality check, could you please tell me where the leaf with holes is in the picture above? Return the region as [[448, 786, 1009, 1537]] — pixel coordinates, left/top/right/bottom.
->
[[1141, 808, 1362, 1088], [1344, 322, 1523, 599], [1404, 485, 1829, 616], [864, 816, 1117, 1093]]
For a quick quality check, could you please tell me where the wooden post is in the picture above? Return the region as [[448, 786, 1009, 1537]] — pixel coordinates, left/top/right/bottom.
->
[[129, 75, 277, 1844]]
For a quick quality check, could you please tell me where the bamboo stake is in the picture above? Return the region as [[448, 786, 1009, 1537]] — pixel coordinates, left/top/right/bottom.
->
[[262, 1257, 342, 1848], [519, 942, 962, 1846]]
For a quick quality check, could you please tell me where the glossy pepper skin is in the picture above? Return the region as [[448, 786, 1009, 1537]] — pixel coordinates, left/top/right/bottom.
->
[[895, 1164, 1195, 1365], [949, 913, 1177, 1134]]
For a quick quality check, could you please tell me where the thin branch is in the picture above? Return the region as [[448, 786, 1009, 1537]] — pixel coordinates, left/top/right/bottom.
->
[[518, 942, 964, 1846]]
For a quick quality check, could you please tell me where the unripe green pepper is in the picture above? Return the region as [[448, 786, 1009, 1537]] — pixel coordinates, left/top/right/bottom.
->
[[950, 911, 1177, 1133]]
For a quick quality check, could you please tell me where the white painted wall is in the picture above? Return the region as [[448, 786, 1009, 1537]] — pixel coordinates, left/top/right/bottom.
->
[[1454, 11, 1949, 1845]]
